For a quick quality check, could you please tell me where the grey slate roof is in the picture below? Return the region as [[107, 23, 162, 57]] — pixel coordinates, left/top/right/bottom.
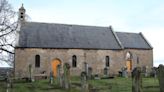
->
[[17, 22, 152, 50], [18, 22, 122, 49], [116, 32, 152, 49]]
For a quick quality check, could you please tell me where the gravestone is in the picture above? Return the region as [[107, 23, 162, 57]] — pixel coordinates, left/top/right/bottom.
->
[[84, 62, 89, 76], [132, 67, 142, 92], [142, 66, 148, 77], [122, 67, 128, 78], [104, 67, 109, 76], [157, 64, 164, 92], [29, 64, 34, 82], [81, 72, 89, 92], [63, 63, 71, 89], [57, 64, 63, 87], [151, 67, 157, 78], [88, 67, 93, 79], [6, 72, 11, 92], [49, 71, 54, 84]]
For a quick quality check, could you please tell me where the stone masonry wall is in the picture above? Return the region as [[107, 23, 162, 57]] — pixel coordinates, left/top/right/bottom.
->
[[14, 48, 153, 78]]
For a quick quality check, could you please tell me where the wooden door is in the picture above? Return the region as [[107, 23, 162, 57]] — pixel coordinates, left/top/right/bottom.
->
[[126, 60, 132, 72], [51, 59, 61, 77]]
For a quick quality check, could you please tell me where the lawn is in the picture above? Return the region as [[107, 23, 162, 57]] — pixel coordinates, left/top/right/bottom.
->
[[0, 77, 160, 92]]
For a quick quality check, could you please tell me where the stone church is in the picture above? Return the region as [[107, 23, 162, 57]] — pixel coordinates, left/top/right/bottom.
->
[[14, 5, 153, 78]]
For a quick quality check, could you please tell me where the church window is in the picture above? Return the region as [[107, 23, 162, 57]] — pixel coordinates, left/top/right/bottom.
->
[[35, 55, 40, 68], [72, 55, 77, 67], [126, 52, 132, 60], [106, 56, 110, 67]]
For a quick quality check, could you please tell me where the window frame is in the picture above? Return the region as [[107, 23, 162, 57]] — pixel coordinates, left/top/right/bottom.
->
[[72, 55, 77, 68], [105, 56, 110, 67], [35, 55, 40, 68]]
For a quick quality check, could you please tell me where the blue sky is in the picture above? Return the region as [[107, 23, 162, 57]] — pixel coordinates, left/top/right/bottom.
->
[[1, 0, 163, 67]]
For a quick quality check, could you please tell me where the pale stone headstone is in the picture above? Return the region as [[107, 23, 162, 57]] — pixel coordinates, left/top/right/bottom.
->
[[122, 67, 128, 78], [157, 64, 164, 92], [63, 63, 70, 89], [84, 62, 89, 76], [28, 64, 34, 82], [132, 67, 142, 92], [81, 72, 89, 92]]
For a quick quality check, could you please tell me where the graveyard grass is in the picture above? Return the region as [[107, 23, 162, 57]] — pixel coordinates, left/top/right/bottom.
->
[[0, 77, 159, 92]]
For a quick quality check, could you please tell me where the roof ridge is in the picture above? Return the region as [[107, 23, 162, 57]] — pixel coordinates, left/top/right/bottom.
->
[[110, 27, 124, 49], [24, 21, 108, 28], [116, 31, 139, 34]]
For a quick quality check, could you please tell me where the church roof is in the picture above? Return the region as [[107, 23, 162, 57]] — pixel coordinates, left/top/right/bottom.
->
[[17, 22, 152, 50], [18, 22, 122, 50], [116, 32, 152, 49]]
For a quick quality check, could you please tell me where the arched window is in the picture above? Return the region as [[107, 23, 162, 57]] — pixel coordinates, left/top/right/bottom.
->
[[72, 55, 77, 67], [126, 51, 132, 60], [106, 56, 110, 67], [35, 55, 40, 67]]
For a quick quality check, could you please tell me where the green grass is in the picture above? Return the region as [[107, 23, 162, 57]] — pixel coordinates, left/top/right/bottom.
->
[[0, 77, 160, 92]]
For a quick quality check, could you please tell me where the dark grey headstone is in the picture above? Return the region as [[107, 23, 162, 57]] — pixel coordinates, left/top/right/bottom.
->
[[132, 67, 142, 92]]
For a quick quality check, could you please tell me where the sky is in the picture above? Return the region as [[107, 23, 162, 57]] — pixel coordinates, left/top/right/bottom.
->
[[1, 0, 163, 67]]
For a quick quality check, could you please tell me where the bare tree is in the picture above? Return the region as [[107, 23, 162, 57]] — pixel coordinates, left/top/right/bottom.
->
[[0, 0, 18, 66]]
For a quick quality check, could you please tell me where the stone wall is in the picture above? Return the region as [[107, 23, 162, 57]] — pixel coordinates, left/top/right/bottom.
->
[[14, 48, 153, 78]]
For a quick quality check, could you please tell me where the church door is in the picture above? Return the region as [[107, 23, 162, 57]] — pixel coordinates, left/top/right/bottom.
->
[[51, 59, 61, 78], [126, 60, 132, 72]]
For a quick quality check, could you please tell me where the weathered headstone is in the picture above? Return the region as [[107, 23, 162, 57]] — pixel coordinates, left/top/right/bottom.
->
[[132, 67, 142, 92], [6, 71, 13, 92], [49, 71, 54, 84], [122, 67, 128, 78], [142, 66, 148, 77], [104, 67, 109, 76], [84, 62, 89, 76], [57, 64, 62, 87], [81, 72, 89, 92], [157, 64, 164, 92], [88, 67, 93, 79], [63, 63, 71, 89], [29, 64, 34, 82]]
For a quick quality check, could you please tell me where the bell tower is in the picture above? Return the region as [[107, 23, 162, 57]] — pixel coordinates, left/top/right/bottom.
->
[[18, 4, 26, 23]]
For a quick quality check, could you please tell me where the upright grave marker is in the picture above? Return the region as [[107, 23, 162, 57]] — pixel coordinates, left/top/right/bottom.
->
[[63, 63, 71, 89], [132, 67, 142, 92], [157, 64, 164, 92], [81, 72, 89, 92]]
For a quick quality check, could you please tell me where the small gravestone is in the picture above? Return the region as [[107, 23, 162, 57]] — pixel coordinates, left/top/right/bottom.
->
[[94, 74, 100, 80], [81, 72, 89, 92], [63, 63, 71, 89], [132, 67, 142, 92], [157, 64, 164, 92], [152, 67, 157, 78], [49, 71, 54, 84], [88, 67, 93, 79], [104, 67, 109, 76], [122, 67, 128, 78], [142, 66, 148, 77]]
